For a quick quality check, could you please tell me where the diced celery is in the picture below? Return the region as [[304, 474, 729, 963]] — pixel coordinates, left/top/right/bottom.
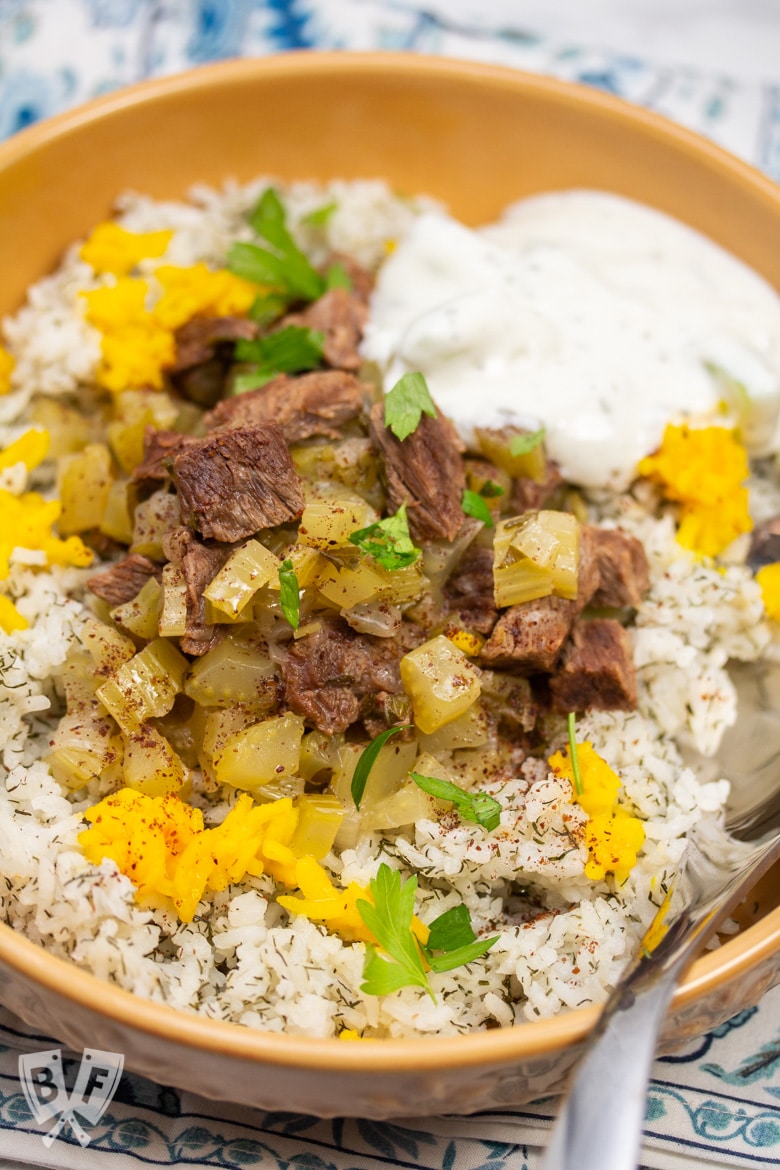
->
[[100, 479, 134, 544], [122, 724, 187, 796], [254, 776, 306, 804], [30, 398, 91, 458], [158, 563, 188, 637], [365, 780, 441, 831], [475, 427, 547, 482], [297, 492, 379, 551], [417, 704, 490, 754], [108, 389, 178, 472], [184, 635, 278, 709], [130, 490, 181, 560], [493, 510, 580, 607], [57, 443, 113, 534], [47, 710, 123, 790], [111, 576, 162, 641], [316, 560, 385, 609], [213, 712, 305, 792], [96, 637, 187, 731], [204, 540, 280, 617], [291, 794, 345, 858], [400, 635, 482, 735], [330, 736, 418, 811], [298, 728, 343, 782], [80, 617, 136, 674]]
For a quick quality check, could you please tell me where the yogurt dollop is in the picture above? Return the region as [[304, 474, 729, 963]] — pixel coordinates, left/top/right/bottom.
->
[[362, 191, 780, 490]]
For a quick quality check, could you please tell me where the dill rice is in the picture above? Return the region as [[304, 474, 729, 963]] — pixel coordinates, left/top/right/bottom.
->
[[0, 177, 774, 1039]]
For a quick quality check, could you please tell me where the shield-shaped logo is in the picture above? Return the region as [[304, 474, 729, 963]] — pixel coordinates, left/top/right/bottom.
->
[[19, 1047, 124, 1147]]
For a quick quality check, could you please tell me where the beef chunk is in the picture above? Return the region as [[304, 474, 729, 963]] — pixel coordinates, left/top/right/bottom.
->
[[87, 553, 161, 606], [172, 424, 304, 543], [281, 287, 367, 371], [324, 252, 374, 304], [589, 527, 650, 609], [748, 515, 780, 570], [132, 428, 200, 494], [162, 527, 234, 656], [480, 525, 600, 671], [369, 402, 466, 542], [280, 620, 404, 735], [510, 461, 564, 514], [550, 618, 637, 712], [444, 544, 500, 635], [169, 315, 258, 406], [480, 595, 578, 672], [204, 370, 367, 443]]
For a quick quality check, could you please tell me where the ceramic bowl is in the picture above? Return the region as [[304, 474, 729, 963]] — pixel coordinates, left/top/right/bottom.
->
[[0, 52, 778, 1119]]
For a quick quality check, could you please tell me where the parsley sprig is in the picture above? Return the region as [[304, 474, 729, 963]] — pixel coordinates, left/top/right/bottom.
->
[[357, 864, 498, 999], [410, 772, 502, 832], [348, 503, 421, 571], [567, 711, 583, 796], [278, 559, 300, 630], [351, 726, 403, 809], [383, 372, 437, 442], [509, 427, 546, 456], [232, 326, 325, 394], [462, 489, 494, 527], [228, 188, 326, 304]]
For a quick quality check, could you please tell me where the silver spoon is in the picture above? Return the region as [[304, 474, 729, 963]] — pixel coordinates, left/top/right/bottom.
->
[[539, 658, 780, 1170]]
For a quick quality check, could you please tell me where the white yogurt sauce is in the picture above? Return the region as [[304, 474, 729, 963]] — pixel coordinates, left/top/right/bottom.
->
[[362, 191, 780, 490]]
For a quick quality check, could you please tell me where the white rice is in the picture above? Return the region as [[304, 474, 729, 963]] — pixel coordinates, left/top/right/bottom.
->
[[0, 178, 774, 1037]]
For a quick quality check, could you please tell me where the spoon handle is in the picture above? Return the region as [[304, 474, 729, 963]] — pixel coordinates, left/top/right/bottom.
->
[[539, 964, 679, 1170]]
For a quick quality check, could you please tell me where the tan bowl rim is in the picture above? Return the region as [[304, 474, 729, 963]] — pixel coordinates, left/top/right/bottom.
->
[[1, 49, 779, 1073]]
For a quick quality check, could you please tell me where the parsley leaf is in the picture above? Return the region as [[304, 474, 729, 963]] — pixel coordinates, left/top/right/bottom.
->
[[301, 200, 338, 228], [357, 867, 432, 998], [462, 488, 494, 527], [324, 261, 352, 291], [351, 726, 403, 810], [348, 503, 421, 570], [425, 904, 475, 952], [232, 326, 325, 394], [424, 906, 498, 973], [480, 480, 505, 499], [427, 935, 499, 974], [383, 372, 437, 441], [278, 559, 300, 630], [409, 772, 502, 832], [509, 427, 546, 457], [227, 187, 325, 303], [567, 711, 583, 796], [248, 292, 289, 329], [357, 865, 497, 999]]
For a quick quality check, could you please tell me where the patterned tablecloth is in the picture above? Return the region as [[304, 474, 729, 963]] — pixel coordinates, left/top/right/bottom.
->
[[0, 2, 779, 1168]]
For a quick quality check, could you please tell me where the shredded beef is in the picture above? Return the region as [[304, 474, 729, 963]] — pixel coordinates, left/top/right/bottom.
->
[[549, 618, 637, 712], [87, 553, 161, 606], [480, 596, 578, 672], [132, 428, 200, 494], [510, 464, 564, 514], [168, 316, 259, 406], [172, 424, 304, 543], [369, 402, 466, 542], [162, 527, 234, 656], [748, 515, 780, 570], [281, 287, 367, 371], [324, 252, 374, 304], [204, 370, 367, 444], [588, 527, 650, 608], [444, 544, 500, 635], [480, 525, 600, 670], [280, 620, 405, 735]]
